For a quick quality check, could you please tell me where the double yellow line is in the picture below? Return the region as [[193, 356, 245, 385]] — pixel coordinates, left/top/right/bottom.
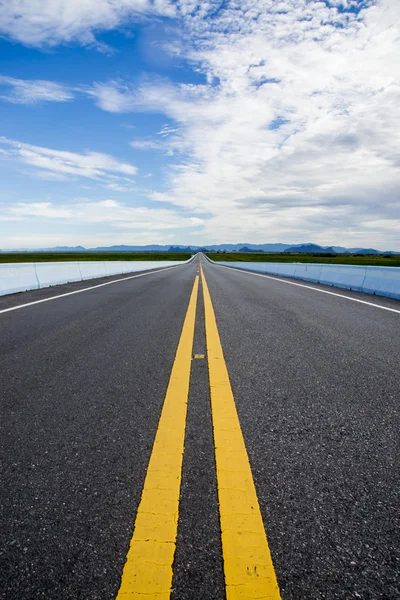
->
[[117, 267, 281, 599]]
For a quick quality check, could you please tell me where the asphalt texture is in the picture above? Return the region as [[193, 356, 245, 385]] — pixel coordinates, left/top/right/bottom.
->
[[202, 260, 400, 600], [1, 255, 399, 600], [0, 261, 198, 599], [171, 275, 225, 600]]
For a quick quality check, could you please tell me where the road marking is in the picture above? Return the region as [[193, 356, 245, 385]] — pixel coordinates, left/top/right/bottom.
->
[[213, 263, 400, 314], [201, 266, 281, 600], [193, 354, 205, 359], [0, 264, 190, 316], [116, 275, 199, 599]]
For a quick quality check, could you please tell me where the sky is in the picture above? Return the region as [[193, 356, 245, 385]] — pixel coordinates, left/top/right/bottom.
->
[[0, 0, 399, 250]]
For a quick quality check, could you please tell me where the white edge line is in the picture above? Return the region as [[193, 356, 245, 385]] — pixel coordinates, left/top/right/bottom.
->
[[0, 263, 191, 316], [210, 261, 400, 315]]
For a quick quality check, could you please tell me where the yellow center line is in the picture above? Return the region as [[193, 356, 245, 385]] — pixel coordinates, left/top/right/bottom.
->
[[117, 275, 199, 599], [200, 265, 282, 600]]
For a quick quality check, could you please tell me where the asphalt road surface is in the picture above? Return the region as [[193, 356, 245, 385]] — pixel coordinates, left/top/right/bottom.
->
[[1, 255, 399, 599]]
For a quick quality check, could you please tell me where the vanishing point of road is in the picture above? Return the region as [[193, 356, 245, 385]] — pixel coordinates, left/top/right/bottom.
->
[[1, 254, 399, 599]]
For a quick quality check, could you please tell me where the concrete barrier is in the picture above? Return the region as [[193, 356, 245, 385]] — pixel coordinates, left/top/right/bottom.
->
[[35, 262, 83, 288], [301, 264, 323, 282], [362, 266, 400, 300], [104, 261, 127, 276], [318, 265, 367, 292], [0, 263, 39, 295], [0, 259, 191, 297], [213, 260, 400, 301], [78, 261, 107, 280], [292, 264, 308, 280], [278, 263, 298, 277]]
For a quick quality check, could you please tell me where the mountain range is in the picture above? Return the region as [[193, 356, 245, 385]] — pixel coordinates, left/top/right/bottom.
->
[[1, 243, 398, 254]]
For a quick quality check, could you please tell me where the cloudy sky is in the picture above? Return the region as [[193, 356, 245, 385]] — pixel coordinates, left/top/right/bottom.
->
[[0, 0, 399, 250]]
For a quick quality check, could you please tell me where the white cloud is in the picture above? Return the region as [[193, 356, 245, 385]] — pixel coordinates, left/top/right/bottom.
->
[[0, 0, 175, 47], [0, 137, 137, 182], [105, 182, 136, 192], [87, 81, 138, 112], [0, 75, 73, 104], [101, 0, 399, 248], [6, 199, 204, 231], [158, 124, 178, 137], [130, 138, 163, 150], [0, 231, 175, 249], [2, 1, 400, 248]]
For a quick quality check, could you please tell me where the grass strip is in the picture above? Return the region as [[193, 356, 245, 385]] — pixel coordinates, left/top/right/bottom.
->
[[207, 252, 400, 267], [0, 252, 192, 263]]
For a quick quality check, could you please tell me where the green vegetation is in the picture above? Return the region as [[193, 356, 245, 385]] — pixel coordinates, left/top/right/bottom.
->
[[0, 252, 192, 263], [2, 250, 398, 267], [206, 252, 400, 267]]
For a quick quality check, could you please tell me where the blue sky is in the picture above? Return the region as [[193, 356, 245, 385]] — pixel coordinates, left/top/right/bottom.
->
[[0, 0, 399, 250]]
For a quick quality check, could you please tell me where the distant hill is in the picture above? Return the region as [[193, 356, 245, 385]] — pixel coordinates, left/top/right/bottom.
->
[[37, 245, 87, 252], [90, 244, 171, 252], [354, 248, 380, 255], [32, 243, 293, 253], [283, 244, 337, 254], [282, 243, 396, 255], [238, 246, 262, 252], [229, 243, 289, 252], [2, 242, 398, 254], [168, 246, 195, 253], [169, 243, 290, 252]]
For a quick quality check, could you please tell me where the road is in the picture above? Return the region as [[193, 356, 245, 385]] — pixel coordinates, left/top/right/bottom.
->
[[0, 255, 399, 600]]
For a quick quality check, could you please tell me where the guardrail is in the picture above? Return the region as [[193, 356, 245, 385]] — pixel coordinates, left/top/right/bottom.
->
[[207, 259, 400, 301], [0, 259, 192, 297]]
